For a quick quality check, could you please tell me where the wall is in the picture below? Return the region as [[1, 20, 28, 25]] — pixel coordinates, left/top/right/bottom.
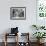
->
[[0, 0, 36, 42]]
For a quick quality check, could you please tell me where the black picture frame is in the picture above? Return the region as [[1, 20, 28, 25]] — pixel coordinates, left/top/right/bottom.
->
[[10, 7, 26, 20]]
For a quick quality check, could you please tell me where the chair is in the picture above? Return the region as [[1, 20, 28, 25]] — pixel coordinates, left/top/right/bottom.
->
[[18, 33, 30, 46], [4, 27, 19, 46], [4, 33, 18, 46]]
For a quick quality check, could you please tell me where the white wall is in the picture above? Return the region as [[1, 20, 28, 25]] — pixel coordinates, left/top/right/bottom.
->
[[0, 0, 37, 42]]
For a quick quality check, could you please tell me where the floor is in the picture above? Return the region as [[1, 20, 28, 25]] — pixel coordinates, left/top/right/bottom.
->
[[0, 42, 46, 46]]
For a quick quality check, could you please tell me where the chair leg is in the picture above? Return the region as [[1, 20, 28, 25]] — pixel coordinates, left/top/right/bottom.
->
[[4, 33, 7, 46], [4, 41, 7, 46]]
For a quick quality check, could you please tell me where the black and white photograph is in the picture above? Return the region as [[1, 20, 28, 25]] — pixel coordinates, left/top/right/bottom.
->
[[10, 7, 26, 20]]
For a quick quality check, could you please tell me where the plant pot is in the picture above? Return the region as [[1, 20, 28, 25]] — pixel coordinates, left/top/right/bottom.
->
[[40, 39, 45, 43], [37, 39, 45, 44], [37, 39, 40, 43]]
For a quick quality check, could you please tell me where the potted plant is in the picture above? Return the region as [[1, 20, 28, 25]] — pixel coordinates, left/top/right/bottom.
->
[[33, 32, 46, 43]]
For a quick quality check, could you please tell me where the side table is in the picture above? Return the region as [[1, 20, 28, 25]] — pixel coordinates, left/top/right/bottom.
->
[[4, 33, 18, 46]]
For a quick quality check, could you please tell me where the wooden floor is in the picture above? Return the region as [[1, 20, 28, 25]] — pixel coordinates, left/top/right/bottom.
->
[[0, 42, 46, 46]]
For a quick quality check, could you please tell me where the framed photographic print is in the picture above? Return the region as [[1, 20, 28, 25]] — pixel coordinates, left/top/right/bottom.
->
[[36, 0, 46, 26], [37, 0, 46, 19], [10, 7, 26, 20]]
